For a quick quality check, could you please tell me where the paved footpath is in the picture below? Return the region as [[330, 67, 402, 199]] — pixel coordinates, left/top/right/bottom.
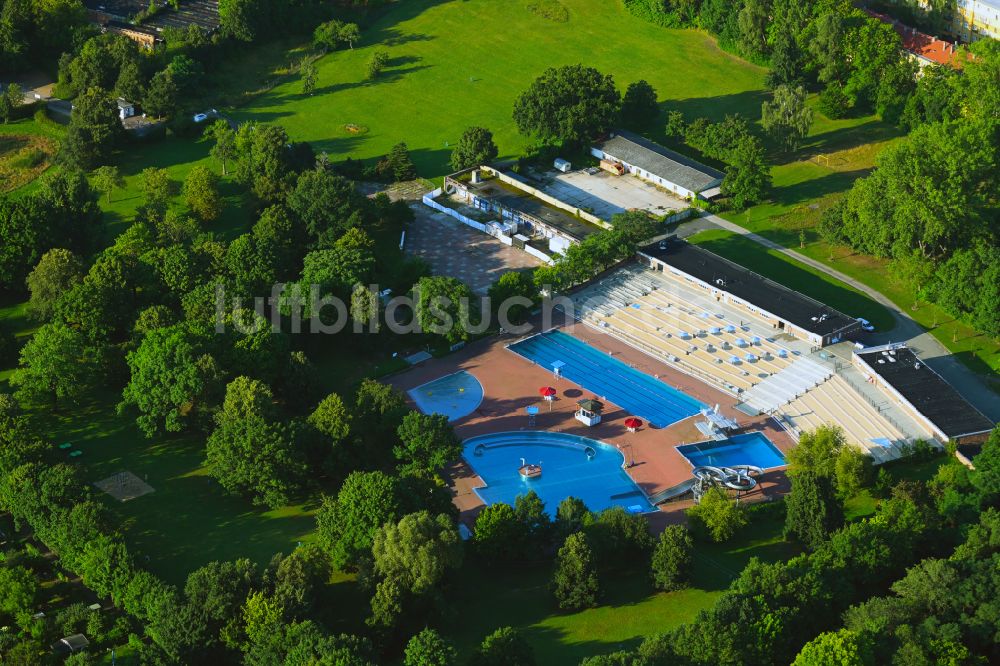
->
[[687, 214, 1000, 421]]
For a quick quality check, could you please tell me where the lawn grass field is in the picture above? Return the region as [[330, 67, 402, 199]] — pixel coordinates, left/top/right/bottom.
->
[[686, 228, 894, 331], [234, 0, 767, 177]]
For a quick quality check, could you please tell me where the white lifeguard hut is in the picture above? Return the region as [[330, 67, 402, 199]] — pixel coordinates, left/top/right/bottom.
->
[[575, 399, 604, 427]]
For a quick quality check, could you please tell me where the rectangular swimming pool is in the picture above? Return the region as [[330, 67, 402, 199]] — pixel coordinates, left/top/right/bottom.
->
[[508, 330, 704, 428], [676, 432, 786, 469]]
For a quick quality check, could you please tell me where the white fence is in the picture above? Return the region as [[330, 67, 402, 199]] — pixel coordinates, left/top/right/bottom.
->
[[524, 244, 555, 265], [422, 188, 513, 246]]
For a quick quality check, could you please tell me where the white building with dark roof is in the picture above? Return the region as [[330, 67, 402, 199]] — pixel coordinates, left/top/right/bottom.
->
[[591, 130, 724, 200]]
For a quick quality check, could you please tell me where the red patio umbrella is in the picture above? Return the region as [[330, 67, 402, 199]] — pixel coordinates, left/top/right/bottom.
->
[[624, 417, 643, 432], [540, 386, 557, 411]]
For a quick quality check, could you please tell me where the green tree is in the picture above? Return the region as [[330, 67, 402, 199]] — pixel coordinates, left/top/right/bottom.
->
[[350, 283, 379, 331], [313, 19, 344, 52], [234, 122, 296, 202], [0, 82, 23, 122], [209, 120, 237, 176], [664, 110, 685, 138], [762, 84, 812, 151], [205, 376, 306, 507], [513, 64, 620, 146], [61, 86, 123, 169], [143, 69, 179, 118], [26, 248, 84, 322], [372, 511, 463, 595], [450, 126, 499, 171], [119, 324, 220, 436], [737, 0, 769, 59], [301, 60, 317, 95], [338, 22, 360, 49], [620, 80, 658, 129], [792, 629, 873, 665], [787, 425, 847, 478], [551, 532, 599, 610], [9, 322, 92, 409], [472, 502, 521, 563], [650, 524, 694, 591], [686, 486, 747, 542], [219, 0, 259, 41], [476, 626, 536, 666], [287, 168, 368, 246], [316, 471, 401, 570], [0, 564, 37, 619], [92, 165, 125, 204], [395, 411, 462, 476], [488, 271, 537, 326], [834, 446, 874, 498], [766, 29, 803, 90], [380, 141, 417, 181], [140, 167, 172, 207], [183, 165, 222, 221], [784, 471, 844, 549], [721, 134, 769, 208], [404, 628, 456, 666], [414, 275, 476, 344], [367, 49, 389, 79]]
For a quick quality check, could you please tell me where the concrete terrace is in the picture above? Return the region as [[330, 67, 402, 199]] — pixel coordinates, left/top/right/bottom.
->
[[389, 321, 795, 527]]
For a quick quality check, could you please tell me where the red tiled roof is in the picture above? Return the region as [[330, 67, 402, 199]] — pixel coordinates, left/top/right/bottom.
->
[[864, 8, 964, 67]]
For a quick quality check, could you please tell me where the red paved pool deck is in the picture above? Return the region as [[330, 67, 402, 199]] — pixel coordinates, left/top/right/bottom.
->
[[391, 321, 794, 529]]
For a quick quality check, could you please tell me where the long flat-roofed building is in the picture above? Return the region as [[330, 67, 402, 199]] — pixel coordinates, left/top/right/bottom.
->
[[591, 130, 724, 200], [854, 343, 994, 450], [640, 238, 862, 346]]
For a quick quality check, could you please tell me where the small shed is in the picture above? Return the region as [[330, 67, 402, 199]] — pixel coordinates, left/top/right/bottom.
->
[[52, 634, 89, 655], [117, 98, 135, 121]]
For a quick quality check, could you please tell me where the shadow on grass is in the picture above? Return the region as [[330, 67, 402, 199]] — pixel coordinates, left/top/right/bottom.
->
[[771, 168, 871, 207], [659, 89, 770, 126]]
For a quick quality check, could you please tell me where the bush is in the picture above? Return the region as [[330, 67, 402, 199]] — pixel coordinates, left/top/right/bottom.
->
[[818, 83, 852, 119], [686, 487, 747, 543], [650, 525, 694, 591], [526, 0, 569, 22], [367, 50, 389, 79]]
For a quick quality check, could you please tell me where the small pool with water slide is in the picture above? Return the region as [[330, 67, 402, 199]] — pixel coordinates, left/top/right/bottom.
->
[[676, 432, 786, 470]]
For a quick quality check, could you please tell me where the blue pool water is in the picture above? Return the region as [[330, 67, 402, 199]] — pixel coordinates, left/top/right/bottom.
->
[[408, 371, 484, 422], [676, 432, 786, 470], [464, 431, 655, 515], [508, 331, 705, 428]]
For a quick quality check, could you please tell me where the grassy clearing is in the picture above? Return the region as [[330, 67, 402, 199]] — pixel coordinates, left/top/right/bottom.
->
[[0, 115, 64, 195], [442, 509, 797, 664], [20, 389, 317, 586], [687, 228, 894, 330], [234, 0, 766, 178]]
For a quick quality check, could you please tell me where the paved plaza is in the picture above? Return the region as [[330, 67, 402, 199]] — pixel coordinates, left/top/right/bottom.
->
[[404, 204, 540, 294]]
